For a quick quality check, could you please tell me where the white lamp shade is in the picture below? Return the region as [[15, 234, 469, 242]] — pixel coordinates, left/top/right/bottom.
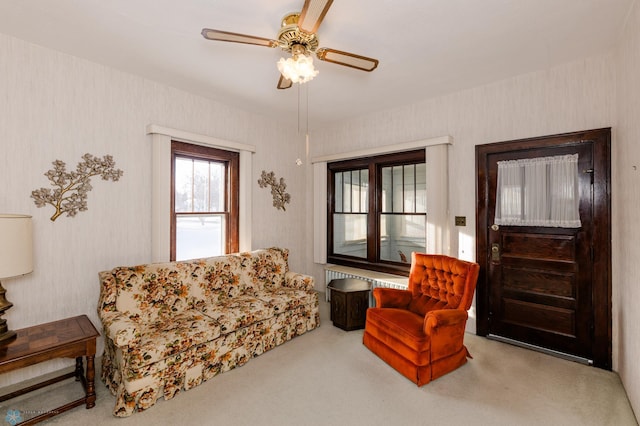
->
[[0, 214, 33, 279]]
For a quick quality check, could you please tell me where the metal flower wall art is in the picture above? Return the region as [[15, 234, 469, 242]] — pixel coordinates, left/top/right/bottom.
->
[[31, 153, 124, 221], [258, 170, 291, 211]]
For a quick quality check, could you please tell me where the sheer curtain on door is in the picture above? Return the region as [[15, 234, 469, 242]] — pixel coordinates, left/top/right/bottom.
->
[[494, 154, 581, 228]]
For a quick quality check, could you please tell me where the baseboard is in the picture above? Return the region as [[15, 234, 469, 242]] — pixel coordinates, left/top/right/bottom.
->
[[487, 334, 592, 366]]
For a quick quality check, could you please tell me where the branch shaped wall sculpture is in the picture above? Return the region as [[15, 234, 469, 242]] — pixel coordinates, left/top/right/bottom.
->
[[31, 153, 124, 221], [258, 170, 291, 211]]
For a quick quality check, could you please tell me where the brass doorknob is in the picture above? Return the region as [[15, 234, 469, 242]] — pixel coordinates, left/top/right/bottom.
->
[[491, 243, 500, 261]]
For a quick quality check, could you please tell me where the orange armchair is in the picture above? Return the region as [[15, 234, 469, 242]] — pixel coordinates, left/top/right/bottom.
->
[[363, 253, 480, 386]]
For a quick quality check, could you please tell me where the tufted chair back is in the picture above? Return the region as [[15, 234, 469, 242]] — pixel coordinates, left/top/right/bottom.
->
[[407, 252, 479, 316]]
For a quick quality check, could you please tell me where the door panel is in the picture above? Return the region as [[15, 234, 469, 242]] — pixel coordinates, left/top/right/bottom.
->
[[491, 226, 588, 355], [476, 128, 611, 369]]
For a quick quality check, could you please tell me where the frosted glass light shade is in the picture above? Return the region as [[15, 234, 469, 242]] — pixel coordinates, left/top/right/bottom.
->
[[277, 54, 319, 84], [0, 214, 33, 279]]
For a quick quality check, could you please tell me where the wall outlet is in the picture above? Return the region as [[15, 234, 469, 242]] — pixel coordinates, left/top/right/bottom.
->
[[455, 216, 466, 226]]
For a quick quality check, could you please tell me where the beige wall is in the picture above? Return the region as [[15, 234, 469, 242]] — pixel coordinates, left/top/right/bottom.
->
[[308, 54, 615, 336], [2, 3, 639, 416], [308, 2, 640, 414], [614, 0, 640, 416], [0, 33, 306, 386]]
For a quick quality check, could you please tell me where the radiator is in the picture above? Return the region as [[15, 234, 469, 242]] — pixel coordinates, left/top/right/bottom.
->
[[324, 265, 408, 306]]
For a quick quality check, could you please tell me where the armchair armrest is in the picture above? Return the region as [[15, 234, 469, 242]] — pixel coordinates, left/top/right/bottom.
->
[[99, 311, 142, 348], [423, 309, 469, 361], [424, 309, 468, 334], [373, 287, 412, 309], [284, 271, 315, 291]]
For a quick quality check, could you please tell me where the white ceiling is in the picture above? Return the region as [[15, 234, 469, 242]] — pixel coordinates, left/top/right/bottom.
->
[[0, 0, 634, 127]]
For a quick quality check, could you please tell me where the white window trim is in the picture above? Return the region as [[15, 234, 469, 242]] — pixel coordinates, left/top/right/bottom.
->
[[147, 124, 255, 262], [311, 135, 452, 264]]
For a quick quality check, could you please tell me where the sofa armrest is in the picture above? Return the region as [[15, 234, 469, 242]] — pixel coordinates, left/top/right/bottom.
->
[[99, 311, 142, 348], [373, 287, 412, 308], [284, 271, 315, 291]]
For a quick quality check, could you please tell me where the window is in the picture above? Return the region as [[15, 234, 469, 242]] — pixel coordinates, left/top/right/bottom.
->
[[171, 141, 239, 261], [495, 154, 581, 227], [328, 149, 426, 274]]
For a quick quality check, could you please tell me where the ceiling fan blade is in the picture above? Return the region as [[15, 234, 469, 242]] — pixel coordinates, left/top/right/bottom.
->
[[298, 0, 334, 34], [277, 75, 293, 90], [316, 48, 379, 72], [201, 28, 278, 48]]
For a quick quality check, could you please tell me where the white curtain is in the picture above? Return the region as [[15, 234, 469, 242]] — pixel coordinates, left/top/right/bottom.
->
[[495, 154, 581, 228]]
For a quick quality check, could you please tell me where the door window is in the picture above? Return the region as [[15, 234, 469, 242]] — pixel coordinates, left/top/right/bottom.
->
[[495, 154, 581, 227]]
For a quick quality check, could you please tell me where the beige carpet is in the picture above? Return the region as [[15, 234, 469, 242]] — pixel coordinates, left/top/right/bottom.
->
[[1, 298, 637, 425]]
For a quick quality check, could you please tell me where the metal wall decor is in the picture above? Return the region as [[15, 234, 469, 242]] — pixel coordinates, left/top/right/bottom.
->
[[31, 153, 124, 221], [258, 170, 291, 211]]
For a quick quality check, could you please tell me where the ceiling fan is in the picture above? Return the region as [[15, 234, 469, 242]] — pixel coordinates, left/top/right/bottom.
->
[[201, 0, 379, 90]]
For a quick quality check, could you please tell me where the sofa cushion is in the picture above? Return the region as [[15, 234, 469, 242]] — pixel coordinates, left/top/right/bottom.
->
[[113, 261, 201, 322], [125, 309, 221, 369], [198, 295, 275, 334], [249, 248, 289, 291], [192, 255, 245, 300], [253, 288, 317, 313], [365, 307, 430, 354]]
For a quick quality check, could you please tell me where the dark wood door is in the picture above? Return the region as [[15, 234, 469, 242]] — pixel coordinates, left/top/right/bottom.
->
[[476, 128, 611, 369]]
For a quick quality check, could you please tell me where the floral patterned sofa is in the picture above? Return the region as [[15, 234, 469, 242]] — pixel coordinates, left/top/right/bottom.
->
[[97, 247, 319, 417]]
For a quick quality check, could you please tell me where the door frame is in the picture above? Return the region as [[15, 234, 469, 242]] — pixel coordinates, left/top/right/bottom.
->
[[475, 128, 611, 369]]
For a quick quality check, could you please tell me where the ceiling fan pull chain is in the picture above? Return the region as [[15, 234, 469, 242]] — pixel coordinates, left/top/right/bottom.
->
[[297, 83, 301, 135]]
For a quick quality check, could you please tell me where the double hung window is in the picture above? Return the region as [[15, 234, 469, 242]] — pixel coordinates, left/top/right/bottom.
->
[[328, 149, 426, 274], [171, 141, 239, 261]]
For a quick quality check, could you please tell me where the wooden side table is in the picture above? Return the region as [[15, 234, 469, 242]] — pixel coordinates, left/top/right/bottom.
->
[[0, 315, 99, 425], [328, 278, 371, 331]]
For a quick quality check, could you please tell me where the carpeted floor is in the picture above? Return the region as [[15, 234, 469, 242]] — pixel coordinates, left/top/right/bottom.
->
[[1, 297, 637, 425]]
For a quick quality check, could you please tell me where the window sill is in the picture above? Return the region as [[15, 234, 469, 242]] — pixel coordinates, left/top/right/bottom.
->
[[327, 256, 410, 277]]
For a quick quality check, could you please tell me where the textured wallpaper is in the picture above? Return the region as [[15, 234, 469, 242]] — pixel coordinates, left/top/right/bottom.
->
[[1, 4, 639, 408], [307, 37, 616, 349], [0, 32, 303, 386], [306, 4, 640, 412], [614, 0, 640, 414]]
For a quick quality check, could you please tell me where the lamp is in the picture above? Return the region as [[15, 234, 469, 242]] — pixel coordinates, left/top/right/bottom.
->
[[0, 214, 33, 344], [277, 44, 319, 84]]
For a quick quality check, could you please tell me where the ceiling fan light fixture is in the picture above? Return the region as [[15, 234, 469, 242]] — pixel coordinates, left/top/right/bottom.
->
[[201, 0, 379, 90], [277, 54, 319, 84]]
